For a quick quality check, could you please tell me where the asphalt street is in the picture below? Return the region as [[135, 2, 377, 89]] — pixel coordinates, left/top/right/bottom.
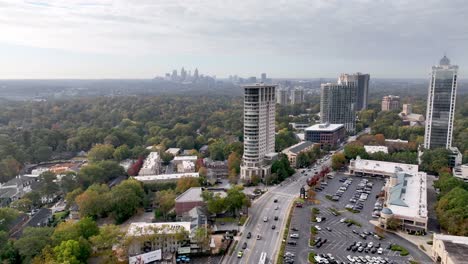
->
[[223, 165, 321, 264]]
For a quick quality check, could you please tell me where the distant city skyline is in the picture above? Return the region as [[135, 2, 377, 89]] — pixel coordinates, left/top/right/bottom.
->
[[0, 1, 467, 79]]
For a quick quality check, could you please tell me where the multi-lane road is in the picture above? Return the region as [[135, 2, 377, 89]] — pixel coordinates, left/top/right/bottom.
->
[[223, 158, 333, 264]]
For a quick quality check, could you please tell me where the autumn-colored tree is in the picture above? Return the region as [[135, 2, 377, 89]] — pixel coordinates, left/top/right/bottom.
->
[[154, 189, 176, 220], [198, 167, 208, 177], [127, 156, 144, 176], [175, 177, 201, 194], [75, 184, 110, 218], [331, 153, 347, 171], [227, 152, 241, 174], [374, 134, 386, 145], [228, 169, 238, 184]]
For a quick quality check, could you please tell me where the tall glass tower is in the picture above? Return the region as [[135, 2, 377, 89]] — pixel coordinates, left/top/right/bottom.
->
[[320, 82, 357, 134], [241, 83, 276, 181], [424, 56, 458, 149]]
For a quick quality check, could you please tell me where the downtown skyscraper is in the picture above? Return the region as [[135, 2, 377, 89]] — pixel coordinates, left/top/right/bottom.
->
[[320, 82, 357, 134], [424, 56, 458, 149], [338, 72, 370, 111], [241, 84, 276, 181]]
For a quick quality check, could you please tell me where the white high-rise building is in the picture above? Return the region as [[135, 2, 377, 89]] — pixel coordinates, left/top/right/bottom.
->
[[424, 56, 458, 149], [276, 89, 289, 105], [291, 87, 305, 104], [241, 84, 276, 181]]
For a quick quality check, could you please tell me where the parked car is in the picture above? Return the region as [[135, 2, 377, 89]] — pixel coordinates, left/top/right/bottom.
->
[[242, 242, 247, 249], [246, 232, 251, 239]]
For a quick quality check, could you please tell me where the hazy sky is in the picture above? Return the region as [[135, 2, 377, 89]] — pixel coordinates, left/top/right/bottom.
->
[[0, 0, 467, 79]]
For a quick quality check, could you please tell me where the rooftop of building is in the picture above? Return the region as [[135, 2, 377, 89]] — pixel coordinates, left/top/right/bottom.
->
[[127, 222, 192, 237], [26, 208, 52, 227], [141, 152, 160, 169], [305, 123, 344, 132], [382, 95, 400, 99], [434, 234, 468, 263], [166, 148, 181, 155], [387, 170, 427, 219], [242, 83, 278, 88], [176, 187, 204, 203], [173, 156, 198, 161], [133, 173, 199, 182], [364, 145, 389, 154], [351, 157, 419, 175], [282, 141, 315, 155]]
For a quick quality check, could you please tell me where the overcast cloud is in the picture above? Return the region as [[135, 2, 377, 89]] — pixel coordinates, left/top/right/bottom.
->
[[0, 0, 467, 78]]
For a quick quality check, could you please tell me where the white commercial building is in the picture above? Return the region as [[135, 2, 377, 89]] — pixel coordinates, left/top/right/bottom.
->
[[364, 145, 389, 154], [166, 148, 181, 156], [349, 157, 419, 177], [173, 156, 197, 173], [241, 83, 276, 181], [379, 169, 428, 232], [424, 56, 458, 149], [126, 222, 191, 256], [133, 173, 199, 183], [277, 88, 289, 105], [432, 234, 468, 264], [138, 152, 162, 176], [453, 164, 468, 182], [290, 87, 304, 104]]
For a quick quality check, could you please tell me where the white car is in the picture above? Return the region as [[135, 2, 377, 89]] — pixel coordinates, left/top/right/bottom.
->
[[290, 233, 299, 238], [263, 216, 268, 222], [340, 218, 346, 223], [347, 255, 355, 262], [314, 225, 322, 231], [377, 248, 383, 254]]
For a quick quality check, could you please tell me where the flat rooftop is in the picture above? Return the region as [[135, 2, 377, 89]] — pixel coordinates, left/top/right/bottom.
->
[[133, 173, 199, 182], [364, 145, 388, 154], [173, 156, 198, 161], [352, 157, 419, 175], [283, 141, 314, 154], [305, 123, 344, 132], [387, 171, 427, 220], [434, 234, 468, 264], [175, 187, 203, 203], [127, 222, 191, 236]]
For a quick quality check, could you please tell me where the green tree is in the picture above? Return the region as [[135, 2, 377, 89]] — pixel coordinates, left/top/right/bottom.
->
[[78, 164, 106, 187], [154, 189, 176, 220], [10, 198, 32, 212], [160, 152, 174, 165], [344, 142, 368, 160], [39, 171, 59, 200], [14, 227, 54, 262], [110, 179, 144, 224], [89, 224, 122, 252], [420, 148, 450, 174], [87, 144, 115, 162], [60, 172, 79, 194], [75, 185, 110, 218], [52, 217, 99, 245], [0, 157, 21, 183], [0, 208, 19, 231], [331, 153, 346, 171], [296, 152, 310, 168], [53, 239, 91, 264], [113, 144, 131, 161], [224, 185, 250, 216], [209, 140, 226, 161], [202, 191, 226, 215]]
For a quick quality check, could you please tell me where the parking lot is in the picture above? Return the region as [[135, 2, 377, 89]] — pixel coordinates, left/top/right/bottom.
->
[[286, 172, 430, 264]]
